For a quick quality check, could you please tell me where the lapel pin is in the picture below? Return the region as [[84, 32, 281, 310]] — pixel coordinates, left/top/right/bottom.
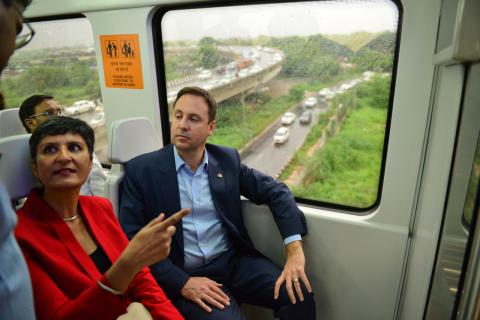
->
[[216, 172, 223, 179]]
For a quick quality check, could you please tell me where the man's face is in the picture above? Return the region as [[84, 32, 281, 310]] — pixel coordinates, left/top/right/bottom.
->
[[0, 1, 24, 74], [171, 94, 215, 155], [25, 99, 62, 133]]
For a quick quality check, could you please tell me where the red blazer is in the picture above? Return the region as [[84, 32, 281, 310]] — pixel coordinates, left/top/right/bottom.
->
[[15, 189, 183, 320]]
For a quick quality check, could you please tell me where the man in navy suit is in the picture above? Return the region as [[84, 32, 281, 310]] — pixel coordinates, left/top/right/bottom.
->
[[120, 86, 316, 319]]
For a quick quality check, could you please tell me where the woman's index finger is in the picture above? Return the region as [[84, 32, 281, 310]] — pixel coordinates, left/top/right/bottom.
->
[[158, 208, 191, 230]]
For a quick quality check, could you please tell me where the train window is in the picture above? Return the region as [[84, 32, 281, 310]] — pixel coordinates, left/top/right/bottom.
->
[[155, 0, 400, 210], [0, 17, 107, 163]]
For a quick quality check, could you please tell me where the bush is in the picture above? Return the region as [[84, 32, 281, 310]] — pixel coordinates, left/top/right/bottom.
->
[[293, 106, 386, 208]]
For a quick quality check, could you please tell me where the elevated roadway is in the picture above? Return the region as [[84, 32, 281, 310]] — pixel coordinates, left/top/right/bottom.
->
[[166, 46, 283, 105]]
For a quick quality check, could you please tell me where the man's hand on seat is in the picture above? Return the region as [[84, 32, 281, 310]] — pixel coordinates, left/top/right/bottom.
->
[[274, 240, 312, 304], [180, 277, 231, 313]]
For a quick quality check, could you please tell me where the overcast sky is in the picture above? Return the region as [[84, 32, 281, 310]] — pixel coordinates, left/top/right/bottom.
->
[[19, 0, 398, 50], [19, 18, 94, 50], [162, 0, 398, 41]]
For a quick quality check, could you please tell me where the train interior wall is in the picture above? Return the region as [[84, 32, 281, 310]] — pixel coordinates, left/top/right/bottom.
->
[[21, 0, 479, 319]]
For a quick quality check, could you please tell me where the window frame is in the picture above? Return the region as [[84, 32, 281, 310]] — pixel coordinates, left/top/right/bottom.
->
[[152, 0, 403, 214], [5, 14, 108, 166]]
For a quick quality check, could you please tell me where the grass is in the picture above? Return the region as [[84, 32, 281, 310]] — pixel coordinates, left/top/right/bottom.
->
[[278, 107, 334, 180], [209, 95, 301, 149], [290, 106, 387, 208]]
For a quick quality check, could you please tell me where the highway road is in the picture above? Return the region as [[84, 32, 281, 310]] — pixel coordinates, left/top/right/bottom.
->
[[240, 75, 367, 178], [242, 101, 328, 178]]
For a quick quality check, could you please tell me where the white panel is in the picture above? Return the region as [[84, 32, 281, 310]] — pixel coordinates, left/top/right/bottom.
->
[[242, 0, 443, 318], [19, 0, 454, 319], [398, 64, 465, 320], [86, 8, 164, 142], [244, 203, 407, 320], [433, 0, 480, 64]]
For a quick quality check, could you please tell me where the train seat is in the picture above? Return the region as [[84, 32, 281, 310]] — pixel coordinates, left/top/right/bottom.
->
[[0, 134, 35, 202], [0, 108, 25, 138], [106, 117, 162, 216]]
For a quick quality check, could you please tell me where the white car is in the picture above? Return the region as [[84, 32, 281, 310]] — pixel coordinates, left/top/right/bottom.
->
[[250, 65, 262, 74], [319, 88, 335, 100], [167, 91, 178, 102], [273, 127, 290, 145], [64, 100, 95, 116], [363, 71, 374, 80], [281, 112, 296, 125], [303, 97, 317, 108], [238, 69, 249, 77], [273, 53, 283, 62], [198, 69, 212, 80], [89, 112, 105, 128], [318, 88, 331, 98], [203, 79, 220, 90], [219, 76, 232, 85]]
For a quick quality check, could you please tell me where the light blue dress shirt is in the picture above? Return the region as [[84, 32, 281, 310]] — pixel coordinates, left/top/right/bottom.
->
[[174, 147, 301, 270], [174, 147, 232, 269]]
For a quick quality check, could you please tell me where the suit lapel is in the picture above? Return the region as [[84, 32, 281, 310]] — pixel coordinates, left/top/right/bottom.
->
[[206, 148, 246, 245], [155, 145, 184, 254], [207, 152, 229, 221]]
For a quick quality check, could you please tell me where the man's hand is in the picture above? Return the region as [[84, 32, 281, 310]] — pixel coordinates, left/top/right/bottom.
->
[[274, 240, 312, 304], [180, 277, 231, 313]]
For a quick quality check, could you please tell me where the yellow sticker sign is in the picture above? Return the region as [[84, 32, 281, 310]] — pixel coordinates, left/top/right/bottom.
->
[[100, 34, 144, 89]]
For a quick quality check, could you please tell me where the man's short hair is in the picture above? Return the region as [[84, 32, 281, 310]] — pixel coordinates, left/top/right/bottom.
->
[[174, 86, 217, 122], [19, 94, 53, 132], [29, 116, 95, 161]]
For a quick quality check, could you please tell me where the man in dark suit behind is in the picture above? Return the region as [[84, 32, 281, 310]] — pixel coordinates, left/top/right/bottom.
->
[[120, 86, 316, 319]]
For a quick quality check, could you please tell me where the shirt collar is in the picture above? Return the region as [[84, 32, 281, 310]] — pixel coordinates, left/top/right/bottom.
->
[[173, 145, 209, 172]]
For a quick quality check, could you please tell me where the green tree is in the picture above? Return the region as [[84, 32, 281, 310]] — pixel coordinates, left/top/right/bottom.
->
[[69, 63, 95, 87], [356, 75, 391, 109], [307, 55, 341, 80], [358, 48, 392, 72], [264, 35, 344, 80], [196, 37, 222, 69], [16, 66, 70, 93]]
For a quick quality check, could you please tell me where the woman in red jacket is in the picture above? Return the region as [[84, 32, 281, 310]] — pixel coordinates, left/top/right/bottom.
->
[[15, 116, 188, 319]]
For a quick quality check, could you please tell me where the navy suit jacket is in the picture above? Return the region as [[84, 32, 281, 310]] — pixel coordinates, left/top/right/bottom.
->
[[119, 143, 307, 298]]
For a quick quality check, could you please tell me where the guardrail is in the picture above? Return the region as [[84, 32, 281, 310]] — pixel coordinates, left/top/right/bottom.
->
[[167, 75, 198, 87]]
